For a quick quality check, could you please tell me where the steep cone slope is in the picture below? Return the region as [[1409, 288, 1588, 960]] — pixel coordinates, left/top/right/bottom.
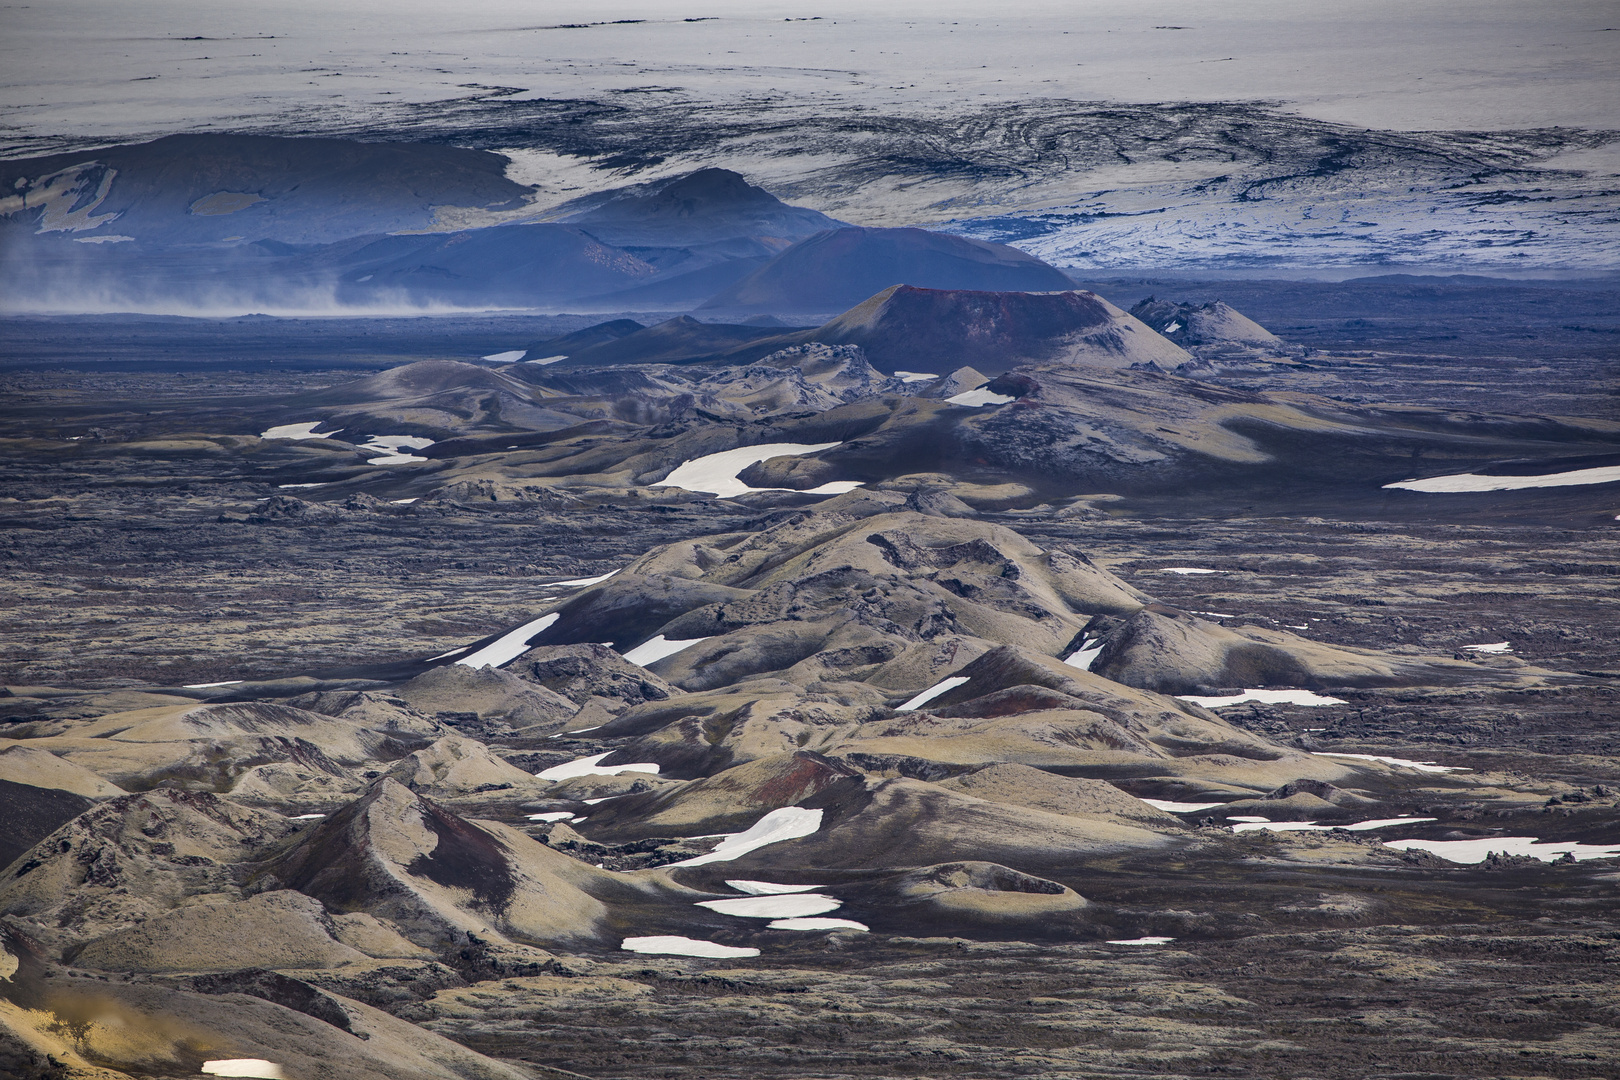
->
[[698, 227, 1078, 315], [1130, 297, 1282, 348], [808, 285, 1192, 375], [260, 778, 622, 950], [556, 167, 842, 247]]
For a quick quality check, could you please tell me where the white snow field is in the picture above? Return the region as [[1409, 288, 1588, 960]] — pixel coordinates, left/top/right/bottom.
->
[[725, 880, 823, 895], [622, 635, 711, 667], [1230, 816, 1437, 834], [893, 371, 939, 383], [620, 936, 759, 959], [1385, 466, 1620, 493], [697, 894, 843, 918], [651, 442, 860, 498], [1159, 567, 1223, 575], [1140, 799, 1227, 813], [896, 676, 971, 712], [454, 612, 559, 669], [1063, 644, 1104, 671], [1177, 689, 1347, 708], [1382, 837, 1620, 864], [1106, 937, 1175, 946], [481, 349, 526, 362], [526, 811, 577, 823], [669, 807, 824, 868], [770, 918, 869, 931], [260, 422, 336, 440], [1460, 642, 1512, 654], [361, 434, 434, 465], [201, 1063, 285, 1080], [537, 752, 661, 783], [545, 570, 619, 589], [183, 680, 243, 689], [946, 389, 1015, 408], [1312, 752, 1467, 774]]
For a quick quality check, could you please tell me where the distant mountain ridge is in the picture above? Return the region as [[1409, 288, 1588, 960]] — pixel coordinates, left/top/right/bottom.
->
[[1, 134, 1088, 316]]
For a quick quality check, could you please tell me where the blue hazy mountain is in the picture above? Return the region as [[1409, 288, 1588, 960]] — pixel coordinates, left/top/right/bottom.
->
[[2, 134, 1084, 315]]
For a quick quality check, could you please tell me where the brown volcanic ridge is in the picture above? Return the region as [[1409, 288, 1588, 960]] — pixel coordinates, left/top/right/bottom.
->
[[2, 485, 1604, 1076]]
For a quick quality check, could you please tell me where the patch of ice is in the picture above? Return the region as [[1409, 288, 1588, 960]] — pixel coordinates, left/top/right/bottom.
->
[[1381, 836, 1620, 864], [537, 752, 661, 783], [290, 813, 326, 821], [893, 371, 939, 383], [481, 349, 526, 363], [1385, 466, 1620, 493], [725, 880, 823, 895], [1107, 936, 1175, 946], [545, 569, 618, 589], [1163, 321, 1183, 334], [1160, 567, 1223, 575], [770, 917, 869, 931], [1141, 799, 1226, 813], [362, 434, 435, 465], [697, 893, 842, 919], [896, 675, 971, 712], [526, 811, 576, 823], [622, 635, 711, 667], [527, 355, 568, 365], [391, 497, 418, 505], [946, 388, 1016, 407], [1232, 816, 1437, 833], [202, 1062, 285, 1080], [183, 680, 243, 689], [1064, 644, 1104, 671], [1312, 752, 1467, 774], [668, 807, 824, 868], [651, 442, 860, 499], [1460, 642, 1512, 654], [620, 936, 759, 959], [261, 422, 337, 440], [454, 612, 559, 669], [1178, 689, 1348, 708], [276, 483, 324, 489]]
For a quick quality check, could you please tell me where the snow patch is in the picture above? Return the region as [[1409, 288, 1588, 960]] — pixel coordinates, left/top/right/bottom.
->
[[261, 422, 337, 440], [1382, 836, 1620, 864], [770, 917, 869, 931], [620, 936, 759, 959], [651, 442, 861, 499], [896, 676, 970, 712], [1064, 643, 1104, 671], [1312, 752, 1467, 774], [1386, 465, 1620, 492], [1140, 799, 1226, 813], [1178, 689, 1347, 708], [183, 680, 243, 689], [526, 811, 577, 823], [1231, 816, 1437, 833], [1159, 567, 1223, 575], [362, 434, 434, 465], [946, 388, 1015, 407], [893, 371, 939, 383], [454, 612, 559, 669], [202, 1063, 284, 1080], [1107, 936, 1175, 946], [669, 807, 824, 868], [697, 893, 842, 919], [622, 635, 711, 667], [725, 880, 823, 895], [481, 349, 526, 363], [537, 752, 660, 783], [1460, 641, 1512, 654]]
